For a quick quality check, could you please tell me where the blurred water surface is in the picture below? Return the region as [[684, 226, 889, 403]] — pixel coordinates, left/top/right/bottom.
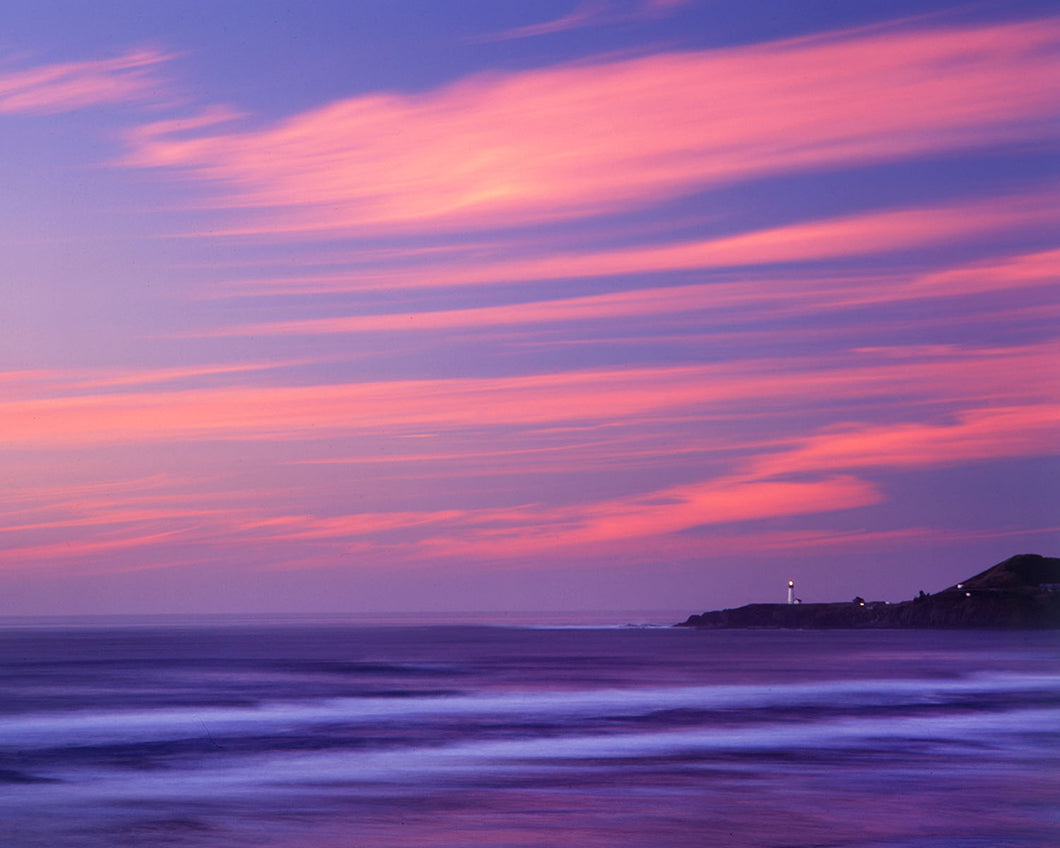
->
[[0, 618, 1057, 847]]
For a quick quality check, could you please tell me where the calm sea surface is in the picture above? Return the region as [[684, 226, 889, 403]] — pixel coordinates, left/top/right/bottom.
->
[[0, 615, 1057, 847]]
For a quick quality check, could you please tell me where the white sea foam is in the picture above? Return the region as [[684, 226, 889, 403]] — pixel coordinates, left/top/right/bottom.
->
[[3, 628, 1058, 848], [3, 703, 1057, 808], [1, 670, 1056, 749]]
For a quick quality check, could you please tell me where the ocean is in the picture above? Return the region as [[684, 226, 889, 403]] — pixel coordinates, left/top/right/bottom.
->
[[0, 615, 1057, 847]]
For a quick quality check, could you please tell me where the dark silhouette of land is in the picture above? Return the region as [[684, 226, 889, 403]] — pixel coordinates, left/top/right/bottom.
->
[[678, 554, 1060, 629]]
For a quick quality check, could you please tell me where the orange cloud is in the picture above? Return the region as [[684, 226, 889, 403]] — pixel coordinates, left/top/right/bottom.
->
[[0, 49, 170, 114], [124, 18, 1060, 235]]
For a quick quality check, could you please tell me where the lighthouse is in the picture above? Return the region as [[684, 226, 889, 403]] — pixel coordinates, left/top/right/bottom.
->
[[787, 580, 795, 605]]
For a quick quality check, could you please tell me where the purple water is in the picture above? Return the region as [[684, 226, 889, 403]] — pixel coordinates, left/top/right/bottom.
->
[[0, 618, 1057, 847]]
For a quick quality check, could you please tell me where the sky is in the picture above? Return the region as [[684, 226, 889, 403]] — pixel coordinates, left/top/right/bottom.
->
[[0, 0, 1057, 616]]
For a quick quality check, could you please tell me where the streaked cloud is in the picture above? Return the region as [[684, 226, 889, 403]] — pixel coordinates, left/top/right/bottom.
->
[[214, 190, 1056, 296], [751, 405, 1060, 478], [0, 341, 1052, 447], [472, 1, 609, 43], [471, 0, 690, 43], [123, 18, 1059, 235], [2, 5, 1056, 609], [0, 474, 874, 569], [0, 49, 171, 114], [0, 362, 1054, 570], [198, 236, 1059, 347], [430, 475, 883, 557]]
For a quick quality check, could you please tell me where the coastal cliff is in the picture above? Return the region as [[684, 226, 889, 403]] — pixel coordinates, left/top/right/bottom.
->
[[678, 554, 1060, 629]]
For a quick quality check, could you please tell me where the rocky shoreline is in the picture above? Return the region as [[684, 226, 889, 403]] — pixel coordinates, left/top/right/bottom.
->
[[678, 554, 1060, 629]]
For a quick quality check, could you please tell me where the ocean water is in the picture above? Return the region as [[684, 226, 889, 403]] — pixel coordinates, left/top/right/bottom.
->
[[0, 616, 1057, 847]]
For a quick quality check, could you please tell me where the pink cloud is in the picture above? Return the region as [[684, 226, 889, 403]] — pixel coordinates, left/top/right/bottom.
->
[[0, 49, 171, 114], [0, 468, 879, 569], [908, 249, 1060, 298], [0, 341, 1053, 448], [470, 0, 693, 44], [558, 475, 882, 546], [286, 430, 768, 480], [400, 474, 881, 561], [207, 281, 750, 335], [404, 404, 1060, 560], [1, 341, 1052, 572], [642, 0, 692, 10], [2, 388, 1055, 568], [0, 532, 181, 567], [595, 523, 1060, 564], [397, 402, 1060, 560], [751, 405, 1060, 478], [0, 477, 314, 570], [201, 236, 1059, 341], [0, 362, 305, 403], [123, 18, 1060, 235], [0, 365, 728, 447], [472, 1, 608, 42], [214, 191, 1056, 297], [711, 525, 1060, 554], [4, 482, 1053, 572]]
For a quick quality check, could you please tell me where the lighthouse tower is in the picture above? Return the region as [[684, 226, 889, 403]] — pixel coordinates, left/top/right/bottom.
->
[[787, 580, 795, 605]]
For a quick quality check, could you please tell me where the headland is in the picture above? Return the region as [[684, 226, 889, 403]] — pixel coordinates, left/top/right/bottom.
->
[[678, 554, 1060, 629]]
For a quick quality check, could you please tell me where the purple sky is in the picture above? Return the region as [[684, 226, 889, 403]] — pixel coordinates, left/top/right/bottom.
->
[[1, 0, 1057, 615]]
